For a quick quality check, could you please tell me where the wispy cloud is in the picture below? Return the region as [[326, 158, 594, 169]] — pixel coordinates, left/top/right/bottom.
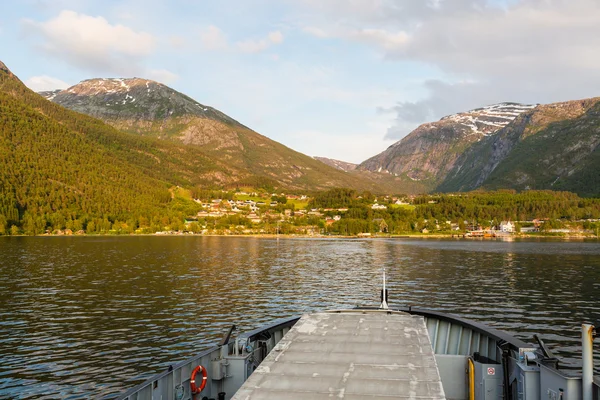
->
[[24, 75, 70, 91], [236, 30, 284, 54], [199, 25, 228, 51], [198, 25, 284, 54], [147, 69, 179, 84], [304, 26, 410, 52]]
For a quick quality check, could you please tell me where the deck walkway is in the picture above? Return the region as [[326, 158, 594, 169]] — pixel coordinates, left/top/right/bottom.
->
[[232, 310, 446, 400]]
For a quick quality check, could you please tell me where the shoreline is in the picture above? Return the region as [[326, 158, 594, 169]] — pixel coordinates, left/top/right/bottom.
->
[[4, 232, 598, 240]]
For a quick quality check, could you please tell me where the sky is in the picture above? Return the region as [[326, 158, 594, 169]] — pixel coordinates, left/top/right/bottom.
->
[[2, 0, 600, 163]]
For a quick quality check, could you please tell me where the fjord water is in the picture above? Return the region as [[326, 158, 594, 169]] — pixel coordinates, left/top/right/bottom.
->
[[1, 237, 599, 399]]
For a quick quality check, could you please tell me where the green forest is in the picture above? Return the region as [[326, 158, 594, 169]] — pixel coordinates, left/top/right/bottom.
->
[[183, 188, 600, 237], [309, 188, 600, 236]]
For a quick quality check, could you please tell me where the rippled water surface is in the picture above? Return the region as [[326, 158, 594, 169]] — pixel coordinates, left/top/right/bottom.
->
[[1, 236, 599, 399]]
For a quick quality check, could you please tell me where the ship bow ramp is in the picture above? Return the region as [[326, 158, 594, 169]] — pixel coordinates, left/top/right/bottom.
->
[[232, 310, 447, 400]]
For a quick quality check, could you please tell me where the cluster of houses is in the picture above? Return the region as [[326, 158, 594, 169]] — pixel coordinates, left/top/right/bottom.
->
[[190, 192, 411, 227], [188, 192, 526, 236], [186, 193, 388, 233], [175, 192, 593, 236], [193, 195, 312, 223]]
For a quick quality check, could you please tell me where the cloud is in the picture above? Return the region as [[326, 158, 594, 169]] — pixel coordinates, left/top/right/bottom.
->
[[198, 26, 284, 54], [304, 25, 409, 52], [147, 69, 179, 84], [168, 35, 186, 48], [22, 10, 156, 75], [302, 26, 329, 38], [236, 30, 284, 53], [24, 75, 70, 91], [199, 25, 228, 51], [297, 0, 600, 141], [349, 28, 410, 51], [267, 31, 284, 44]]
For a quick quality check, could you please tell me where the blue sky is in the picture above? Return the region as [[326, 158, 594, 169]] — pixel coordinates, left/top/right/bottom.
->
[[2, 0, 599, 163]]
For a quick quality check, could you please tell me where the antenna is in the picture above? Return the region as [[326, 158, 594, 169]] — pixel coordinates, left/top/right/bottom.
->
[[380, 268, 389, 309]]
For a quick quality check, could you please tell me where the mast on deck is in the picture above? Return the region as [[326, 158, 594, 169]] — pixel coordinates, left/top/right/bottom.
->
[[380, 269, 389, 310]]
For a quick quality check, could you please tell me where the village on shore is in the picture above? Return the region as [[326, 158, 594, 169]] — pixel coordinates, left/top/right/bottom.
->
[[147, 190, 600, 239]]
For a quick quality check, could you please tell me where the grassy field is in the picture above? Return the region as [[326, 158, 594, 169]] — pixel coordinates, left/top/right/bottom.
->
[[388, 203, 416, 211], [234, 193, 310, 209], [170, 186, 193, 200], [234, 194, 267, 202], [287, 199, 310, 209]]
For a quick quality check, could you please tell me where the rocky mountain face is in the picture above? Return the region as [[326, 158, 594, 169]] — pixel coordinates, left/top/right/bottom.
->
[[41, 78, 244, 146], [40, 77, 392, 192], [358, 103, 536, 188], [438, 98, 600, 196], [313, 157, 357, 172], [38, 89, 61, 100]]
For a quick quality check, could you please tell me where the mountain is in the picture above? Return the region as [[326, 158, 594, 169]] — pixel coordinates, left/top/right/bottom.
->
[[438, 98, 600, 197], [313, 157, 357, 172], [40, 78, 393, 192], [40, 78, 245, 142], [357, 103, 537, 189], [38, 89, 61, 100]]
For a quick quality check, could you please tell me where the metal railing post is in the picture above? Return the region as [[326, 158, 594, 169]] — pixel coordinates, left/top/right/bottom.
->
[[582, 324, 595, 400]]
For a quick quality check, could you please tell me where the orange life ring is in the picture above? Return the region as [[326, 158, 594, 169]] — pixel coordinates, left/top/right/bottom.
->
[[190, 365, 207, 394]]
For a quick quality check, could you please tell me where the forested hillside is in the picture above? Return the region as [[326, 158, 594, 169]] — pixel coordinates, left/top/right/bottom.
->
[[0, 62, 224, 234]]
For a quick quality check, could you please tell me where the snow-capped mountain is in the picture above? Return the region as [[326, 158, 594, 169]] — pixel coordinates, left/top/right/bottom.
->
[[39, 78, 242, 134], [438, 98, 600, 196], [358, 102, 537, 185]]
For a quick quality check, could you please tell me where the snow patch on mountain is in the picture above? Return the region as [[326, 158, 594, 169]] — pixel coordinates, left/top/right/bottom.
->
[[441, 103, 537, 137]]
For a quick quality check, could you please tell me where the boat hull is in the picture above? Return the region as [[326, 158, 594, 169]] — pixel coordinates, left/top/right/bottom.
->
[[117, 308, 599, 400]]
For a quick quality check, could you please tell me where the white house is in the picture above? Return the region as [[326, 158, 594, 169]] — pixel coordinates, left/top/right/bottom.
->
[[500, 221, 514, 233], [372, 203, 387, 210]]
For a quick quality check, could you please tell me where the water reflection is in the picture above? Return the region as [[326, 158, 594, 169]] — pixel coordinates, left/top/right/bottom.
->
[[0, 236, 599, 399]]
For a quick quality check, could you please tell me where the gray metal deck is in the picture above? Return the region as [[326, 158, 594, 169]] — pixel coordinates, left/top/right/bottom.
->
[[232, 310, 447, 400]]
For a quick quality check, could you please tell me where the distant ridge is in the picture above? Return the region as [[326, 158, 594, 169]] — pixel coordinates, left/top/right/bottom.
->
[[314, 157, 357, 172]]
